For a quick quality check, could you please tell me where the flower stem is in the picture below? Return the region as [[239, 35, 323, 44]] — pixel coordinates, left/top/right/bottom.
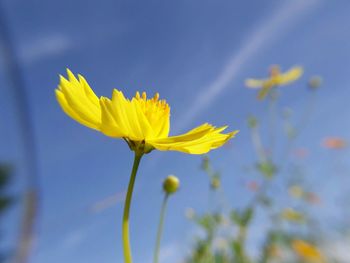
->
[[153, 193, 169, 263], [123, 151, 143, 263]]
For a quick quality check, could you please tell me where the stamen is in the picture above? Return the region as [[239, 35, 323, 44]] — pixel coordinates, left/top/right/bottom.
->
[[153, 93, 159, 101], [135, 91, 140, 99]]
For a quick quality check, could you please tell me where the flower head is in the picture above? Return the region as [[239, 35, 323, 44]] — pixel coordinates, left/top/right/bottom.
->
[[292, 240, 325, 263], [322, 137, 347, 150], [56, 69, 238, 154], [288, 185, 304, 199], [280, 208, 305, 223], [245, 65, 303, 100]]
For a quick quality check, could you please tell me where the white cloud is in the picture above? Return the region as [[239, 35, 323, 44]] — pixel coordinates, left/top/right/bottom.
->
[[62, 229, 87, 249], [174, 0, 320, 132], [159, 242, 181, 263], [322, 235, 350, 262], [18, 34, 72, 64]]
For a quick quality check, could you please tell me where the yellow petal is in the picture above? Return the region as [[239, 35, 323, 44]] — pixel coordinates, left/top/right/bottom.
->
[[99, 97, 125, 137], [279, 66, 303, 85], [110, 89, 144, 140], [56, 90, 99, 130], [292, 240, 325, 263], [245, 78, 268, 89], [148, 124, 238, 154], [55, 69, 101, 130]]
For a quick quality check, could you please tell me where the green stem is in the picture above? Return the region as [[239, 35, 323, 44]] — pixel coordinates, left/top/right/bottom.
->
[[153, 194, 169, 263], [122, 151, 143, 263], [268, 89, 278, 157]]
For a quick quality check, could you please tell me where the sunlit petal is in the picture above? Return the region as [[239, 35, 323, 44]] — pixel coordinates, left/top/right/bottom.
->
[[148, 124, 238, 154]]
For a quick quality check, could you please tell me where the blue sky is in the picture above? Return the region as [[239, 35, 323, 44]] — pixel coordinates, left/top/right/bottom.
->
[[1, 0, 350, 262]]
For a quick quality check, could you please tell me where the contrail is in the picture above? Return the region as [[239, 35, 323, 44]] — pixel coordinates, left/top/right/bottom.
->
[[174, 0, 319, 132]]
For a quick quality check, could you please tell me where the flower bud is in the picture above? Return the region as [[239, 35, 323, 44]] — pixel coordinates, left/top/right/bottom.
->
[[308, 76, 322, 90], [247, 116, 258, 129], [210, 176, 221, 190], [163, 175, 180, 194]]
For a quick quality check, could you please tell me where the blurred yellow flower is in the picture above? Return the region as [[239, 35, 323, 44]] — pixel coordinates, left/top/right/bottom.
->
[[280, 208, 305, 223], [322, 137, 347, 150], [288, 185, 304, 199], [245, 65, 303, 100], [56, 69, 238, 154], [292, 240, 326, 263]]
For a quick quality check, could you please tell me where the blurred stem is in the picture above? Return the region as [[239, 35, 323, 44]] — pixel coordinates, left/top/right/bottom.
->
[[0, 6, 40, 263], [251, 125, 266, 163], [238, 225, 247, 249], [298, 89, 317, 132], [268, 89, 278, 158], [280, 90, 317, 170], [122, 152, 143, 263], [234, 225, 250, 263], [153, 194, 169, 263]]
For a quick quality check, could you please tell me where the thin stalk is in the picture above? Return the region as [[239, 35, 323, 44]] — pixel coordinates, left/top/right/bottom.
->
[[0, 6, 40, 263], [122, 152, 143, 263], [153, 194, 169, 263], [267, 89, 278, 158], [251, 125, 267, 163]]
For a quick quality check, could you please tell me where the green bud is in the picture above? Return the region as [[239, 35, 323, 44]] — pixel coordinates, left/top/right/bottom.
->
[[247, 116, 258, 129], [163, 175, 180, 194], [308, 76, 322, 90], [210, 176, 221, 190], [257, 161, 277, 179]]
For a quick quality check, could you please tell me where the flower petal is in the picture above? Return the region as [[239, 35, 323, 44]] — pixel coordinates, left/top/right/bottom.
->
[[245, 78, 268, 89], [99, 97, 125, 137], [56, 69, 101, 130], [279, 66, 303, 86], [148, 123, 238, 154], [110, 89, 144, 140]]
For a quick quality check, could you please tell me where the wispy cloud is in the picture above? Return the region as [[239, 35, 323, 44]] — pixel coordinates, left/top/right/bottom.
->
[[62, 228, 87, 249], [18, 33, 72, 64], [175, 0, 319, 132], [145, 242, 182, 263], [89, 191, 126, 214]]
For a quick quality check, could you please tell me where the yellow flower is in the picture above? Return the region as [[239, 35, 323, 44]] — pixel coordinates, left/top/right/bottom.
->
[[245, 65, 303, 100], [288, 185, 304, 199], [280, 208, 305, 223], [292, 240, 326, 263], [56, 69, 238, 154]]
